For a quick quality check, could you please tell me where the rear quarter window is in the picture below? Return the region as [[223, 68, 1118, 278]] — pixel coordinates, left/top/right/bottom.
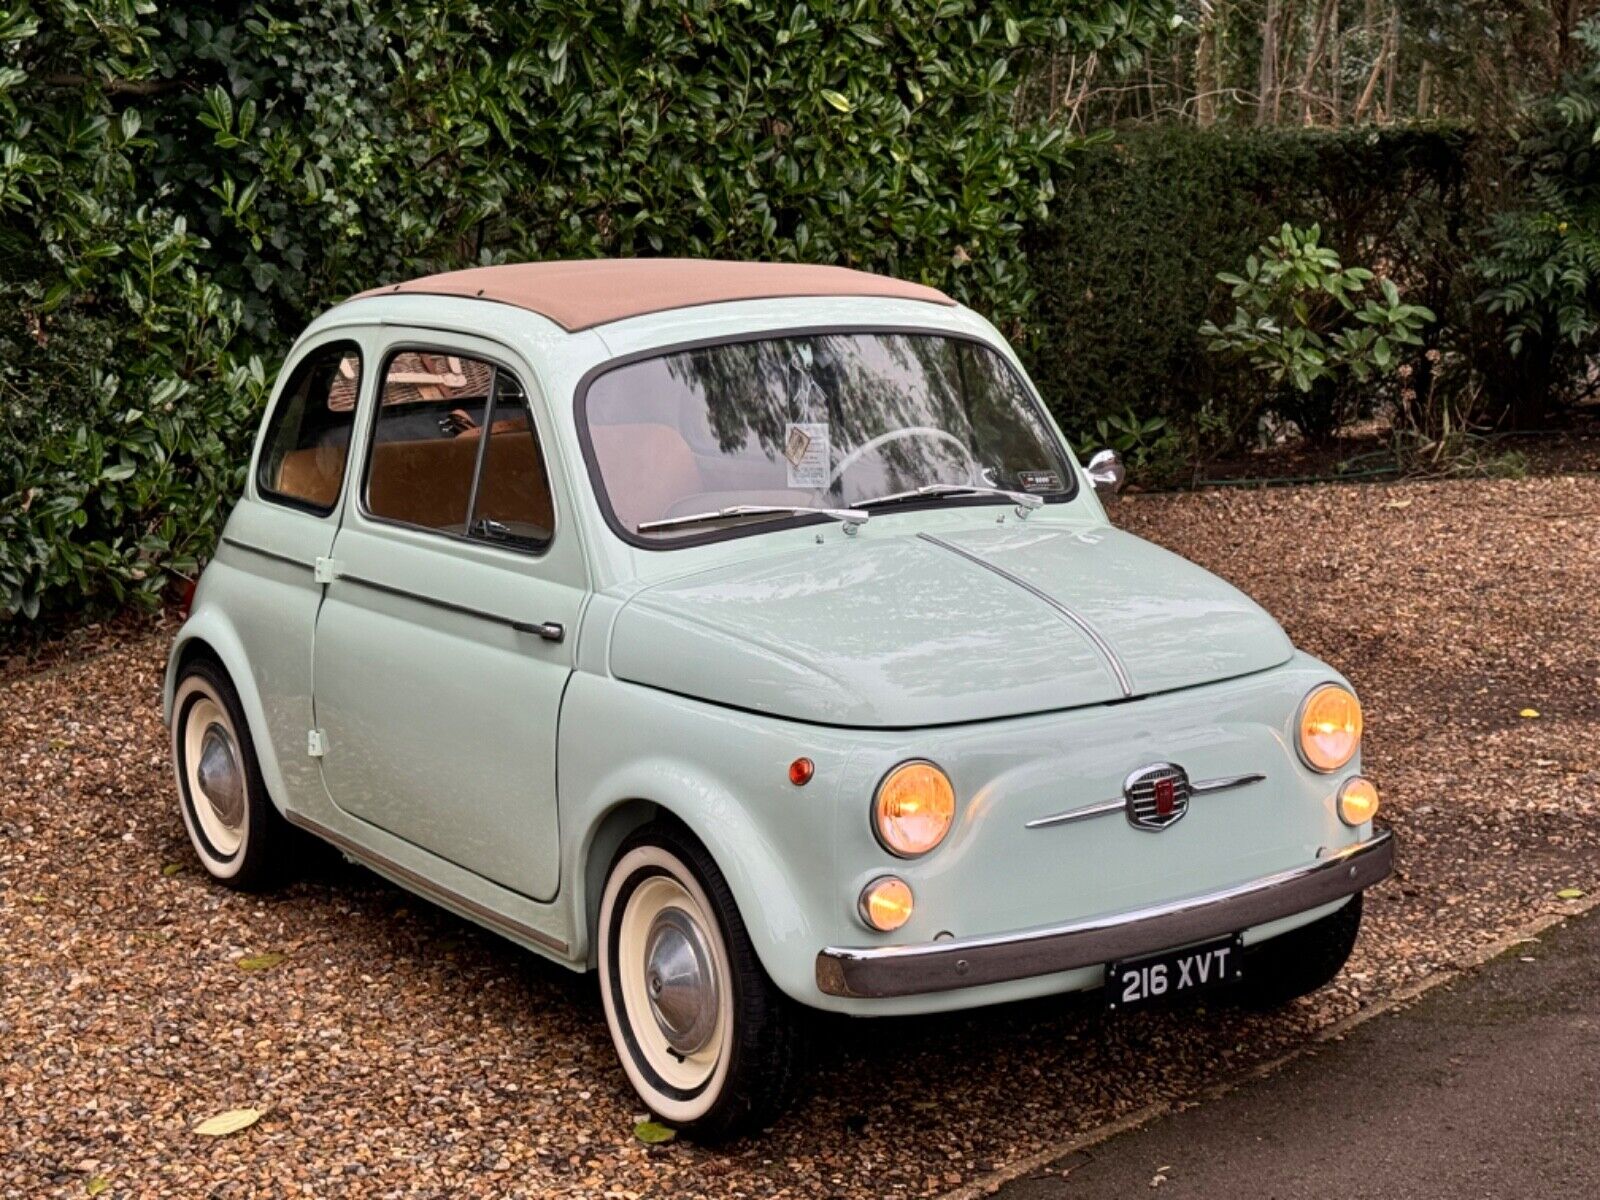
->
[[256, 342, 363, 514]]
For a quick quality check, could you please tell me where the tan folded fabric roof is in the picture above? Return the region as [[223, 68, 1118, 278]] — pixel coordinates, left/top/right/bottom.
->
[[352, 259, 955, 331]]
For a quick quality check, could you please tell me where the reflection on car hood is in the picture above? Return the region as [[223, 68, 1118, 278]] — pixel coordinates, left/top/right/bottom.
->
[[609, 524, 1295, 727]]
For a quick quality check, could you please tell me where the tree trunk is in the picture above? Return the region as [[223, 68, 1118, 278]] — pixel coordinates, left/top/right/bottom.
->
[[1258, 0, 1281, 124]]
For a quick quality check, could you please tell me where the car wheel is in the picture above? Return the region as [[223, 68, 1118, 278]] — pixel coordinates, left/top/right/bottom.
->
[[597, 822, 800, 1141], [1236, 893, 1363, 1009], [170, 658, 291, 891]]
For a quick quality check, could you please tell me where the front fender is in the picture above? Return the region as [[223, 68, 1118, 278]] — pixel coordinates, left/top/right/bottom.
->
[[558, 673, 866, 1004]]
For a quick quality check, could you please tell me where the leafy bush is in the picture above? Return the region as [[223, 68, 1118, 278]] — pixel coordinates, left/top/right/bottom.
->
[[1474, 18, 1600, 422], [1200, 224, 1435, 442], [1, 0, 1176, 631], [1024, 124, 1473, 472]]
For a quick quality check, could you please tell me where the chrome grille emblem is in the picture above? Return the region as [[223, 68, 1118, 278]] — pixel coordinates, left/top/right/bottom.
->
[[1124, 762, 1191, 831]]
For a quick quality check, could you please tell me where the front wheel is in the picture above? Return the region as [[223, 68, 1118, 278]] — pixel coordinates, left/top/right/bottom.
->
[[597, 823, 800, 1141], [1236, 893, 1363, 1009]]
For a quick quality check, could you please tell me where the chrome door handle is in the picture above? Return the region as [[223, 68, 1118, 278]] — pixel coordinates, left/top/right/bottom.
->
[[512, 620, 564, 643]]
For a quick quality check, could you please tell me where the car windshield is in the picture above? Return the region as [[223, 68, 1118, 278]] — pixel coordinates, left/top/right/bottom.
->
[[582, 331, 1074, 541]]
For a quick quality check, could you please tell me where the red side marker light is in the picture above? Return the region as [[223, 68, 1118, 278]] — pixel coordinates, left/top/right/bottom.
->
[[788, 757, 815, 787]]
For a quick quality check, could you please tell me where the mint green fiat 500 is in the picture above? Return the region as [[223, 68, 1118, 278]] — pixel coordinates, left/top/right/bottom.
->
[[165, 260, 1392, 1139]]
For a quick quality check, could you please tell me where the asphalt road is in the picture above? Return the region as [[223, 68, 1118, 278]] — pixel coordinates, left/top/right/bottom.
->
[[998, 908, 1600, 1200]]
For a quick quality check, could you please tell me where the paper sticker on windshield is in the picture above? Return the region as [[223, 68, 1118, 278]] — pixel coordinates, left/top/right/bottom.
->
[[1018, 470, 1062, 493], [785, 422, 830, 489]]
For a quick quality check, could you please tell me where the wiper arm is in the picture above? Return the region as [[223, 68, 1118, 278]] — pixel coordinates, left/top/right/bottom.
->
[[637, 504, 870, 534], [854, 483, 1045, 514]]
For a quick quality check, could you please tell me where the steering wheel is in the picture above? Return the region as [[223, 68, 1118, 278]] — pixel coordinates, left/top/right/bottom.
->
[[828, 426, 981, 488]]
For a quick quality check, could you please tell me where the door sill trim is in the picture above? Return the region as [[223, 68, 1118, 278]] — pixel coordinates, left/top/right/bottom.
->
[[283, 809, 569, 956]]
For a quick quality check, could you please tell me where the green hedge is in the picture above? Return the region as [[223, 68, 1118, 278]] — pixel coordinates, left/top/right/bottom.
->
[[1024, 125, 1477, 471], [1, 0, 1177, 631]]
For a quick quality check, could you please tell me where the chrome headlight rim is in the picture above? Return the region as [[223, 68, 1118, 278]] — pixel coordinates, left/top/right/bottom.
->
[[870, 757, 956, 859], [1295, 681, 1363, 775]]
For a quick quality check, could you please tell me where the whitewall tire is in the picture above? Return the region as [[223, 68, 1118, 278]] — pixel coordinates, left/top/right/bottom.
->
[[598, 823, 800, 1141], [171, 657, 292, 891]]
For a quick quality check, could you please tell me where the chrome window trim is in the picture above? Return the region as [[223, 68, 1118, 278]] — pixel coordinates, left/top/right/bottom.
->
[[918, 532, 1135, 697], [254, 337, 365, 519], [815, 829, 1393, 999], [355, 339, 558, 559], [571, 324, 1080, 552]]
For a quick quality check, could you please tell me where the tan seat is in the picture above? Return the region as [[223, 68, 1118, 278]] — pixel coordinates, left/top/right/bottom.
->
[[588, 423, 703, 530], [272, 445, 346, 509], [366, 431, 555, 532]]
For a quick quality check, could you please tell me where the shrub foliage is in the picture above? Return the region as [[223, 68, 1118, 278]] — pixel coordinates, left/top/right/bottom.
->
[[1, 0, 1175, 629]]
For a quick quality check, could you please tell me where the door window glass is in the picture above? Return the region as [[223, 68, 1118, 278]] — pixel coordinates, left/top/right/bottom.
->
[[364, 349, 553, 549], [256, 343, 362, 513]]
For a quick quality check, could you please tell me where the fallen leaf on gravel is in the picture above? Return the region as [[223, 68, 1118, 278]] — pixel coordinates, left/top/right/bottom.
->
[[1557, 888, 1585, 900], [633, 1121, 676, 1145], [192, 1108, 263, 1137], [1519, 708, 1541, 718], [86, 1177, 110, 1196], [160, 863, 183, 876], [236, 953, 285, 971], [1383, 498, 1412, 509]]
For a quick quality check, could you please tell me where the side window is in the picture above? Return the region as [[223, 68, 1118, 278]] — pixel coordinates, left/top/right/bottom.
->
[[364, 349, 554, 550], [256, 343, 362, 513]]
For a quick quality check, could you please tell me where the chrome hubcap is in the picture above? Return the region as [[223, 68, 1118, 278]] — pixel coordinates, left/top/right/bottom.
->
[[195, 723, 244, 832], [643, 906, 719, 1055]]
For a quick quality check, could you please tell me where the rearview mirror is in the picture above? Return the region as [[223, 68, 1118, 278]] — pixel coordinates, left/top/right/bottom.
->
[[1086, 449, 1125, 496]]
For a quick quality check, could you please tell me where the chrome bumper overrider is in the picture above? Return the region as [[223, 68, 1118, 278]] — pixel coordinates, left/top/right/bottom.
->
[[814, 830, 1394, 999]]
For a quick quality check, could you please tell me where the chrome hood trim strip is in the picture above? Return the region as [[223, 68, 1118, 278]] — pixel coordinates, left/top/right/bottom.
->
[[917, 532, 1135, 696], [1025, 772, 1265, 829]]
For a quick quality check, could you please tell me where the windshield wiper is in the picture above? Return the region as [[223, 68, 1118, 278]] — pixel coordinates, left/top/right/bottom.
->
[[637, 504, 870, 534], [854, 483, 1045, 514]]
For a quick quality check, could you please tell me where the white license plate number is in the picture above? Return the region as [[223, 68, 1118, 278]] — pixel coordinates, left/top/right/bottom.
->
[[1106, 934, 1244, 1011]]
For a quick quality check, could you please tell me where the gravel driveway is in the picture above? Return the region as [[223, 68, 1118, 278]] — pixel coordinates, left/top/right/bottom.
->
[[4, 476, 1598, 1199]]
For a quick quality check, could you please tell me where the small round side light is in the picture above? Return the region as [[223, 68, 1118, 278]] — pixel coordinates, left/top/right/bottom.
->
[[788, 757, 815, 786], [1337, 776, 1380, 827], [859, 876, 914, 932]]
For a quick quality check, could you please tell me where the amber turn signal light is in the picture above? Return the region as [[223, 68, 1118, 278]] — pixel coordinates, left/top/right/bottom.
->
[[1337, 776, 1380, 826], [859, 876, 914, 932]]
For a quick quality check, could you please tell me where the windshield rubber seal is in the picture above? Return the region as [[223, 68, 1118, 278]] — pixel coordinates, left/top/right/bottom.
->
[[571, 324, 1080, 552]]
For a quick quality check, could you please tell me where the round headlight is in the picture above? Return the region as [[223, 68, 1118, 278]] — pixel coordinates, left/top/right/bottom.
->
[[1297, 684, 1362, 773], [873, 760, 955, 858], [859, 876, 914, 932], [1338, 776, 1380, 826]]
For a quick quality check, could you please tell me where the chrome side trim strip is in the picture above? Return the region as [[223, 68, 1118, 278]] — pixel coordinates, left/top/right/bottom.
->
[[917, 532, 1134, 697], [815, 829, 1393, 999], [282, 809, 569, 955], [339, 573, 563, 640], [220, 536, 312, 571], [1025, 771, 1267, 830]]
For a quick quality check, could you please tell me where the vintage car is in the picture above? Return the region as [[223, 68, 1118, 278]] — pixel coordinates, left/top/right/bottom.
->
[[164, 259, 1392, 1139]]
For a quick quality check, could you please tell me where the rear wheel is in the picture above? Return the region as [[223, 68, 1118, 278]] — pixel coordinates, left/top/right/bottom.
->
[[170, 657, 292, 891], [1236, 894, 1363, 1009], [597, 823, 800, 1141]]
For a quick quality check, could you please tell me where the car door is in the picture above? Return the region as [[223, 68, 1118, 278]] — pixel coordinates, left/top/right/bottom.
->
[[310, 333, 585, 901]]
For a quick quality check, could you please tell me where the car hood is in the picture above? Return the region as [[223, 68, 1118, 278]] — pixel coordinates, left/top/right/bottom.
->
[[609, 524, 1295, 727]]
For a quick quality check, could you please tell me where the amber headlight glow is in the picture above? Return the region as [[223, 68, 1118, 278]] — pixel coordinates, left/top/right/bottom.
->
[[1297, 684, 1363, 773], [873, 760, 956, 857], [1338, 776, 1380, 826]]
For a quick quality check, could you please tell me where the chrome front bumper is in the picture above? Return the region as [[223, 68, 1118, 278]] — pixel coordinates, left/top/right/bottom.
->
[[815, 830, 1394, 999]]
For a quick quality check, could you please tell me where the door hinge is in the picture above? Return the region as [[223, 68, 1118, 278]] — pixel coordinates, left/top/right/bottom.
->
[[307, 728, 328, 758], [313, 556, 343, 584]]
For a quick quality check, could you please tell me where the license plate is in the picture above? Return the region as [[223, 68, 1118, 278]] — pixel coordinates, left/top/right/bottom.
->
[[1106, 934, 1243, 1011]]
